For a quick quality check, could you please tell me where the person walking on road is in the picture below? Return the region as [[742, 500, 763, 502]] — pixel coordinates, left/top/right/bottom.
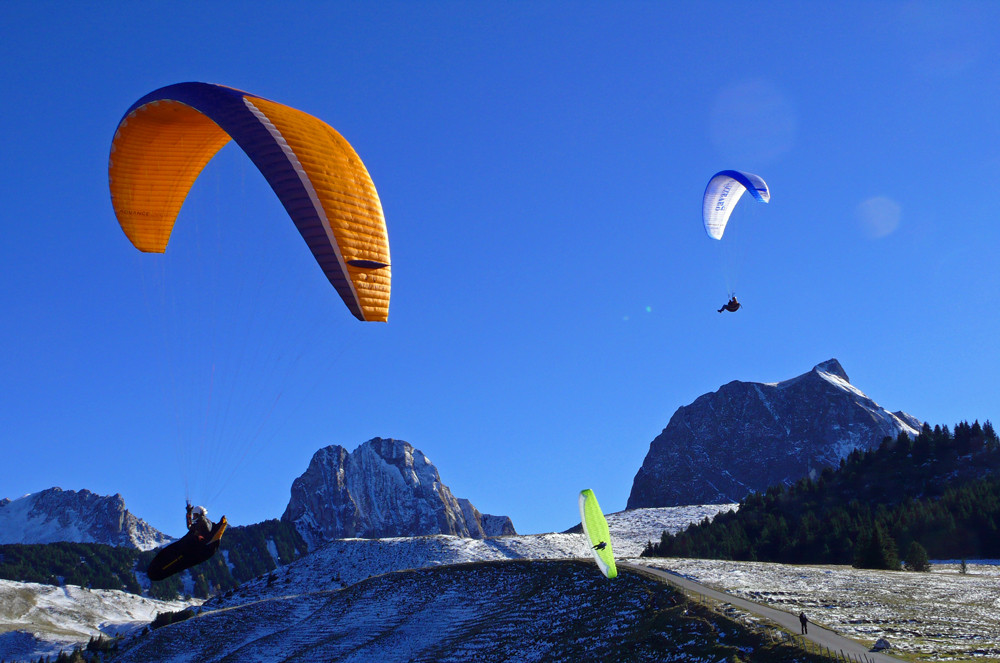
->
[[799, 612, 808, 634]]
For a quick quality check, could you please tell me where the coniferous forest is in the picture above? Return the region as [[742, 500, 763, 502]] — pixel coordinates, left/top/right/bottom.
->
[[643, 421, 1000, 568]]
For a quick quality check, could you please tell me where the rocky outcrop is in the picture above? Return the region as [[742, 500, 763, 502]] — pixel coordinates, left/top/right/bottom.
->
[[627, 360, 921, 508], [0, 488, 170, 550], [457, 499, 517, 537], [282, 438, 517, 548]]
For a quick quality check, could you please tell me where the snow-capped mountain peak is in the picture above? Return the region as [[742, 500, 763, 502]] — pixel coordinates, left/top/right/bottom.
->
[[628, 359, 922, 508], [0, 488, 170, 551]]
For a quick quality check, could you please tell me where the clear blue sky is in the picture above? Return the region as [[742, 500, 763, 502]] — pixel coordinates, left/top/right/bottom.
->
[[3, 2, 999, 537]]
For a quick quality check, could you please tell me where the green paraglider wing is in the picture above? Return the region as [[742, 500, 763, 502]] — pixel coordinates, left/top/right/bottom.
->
[[578, 489, 617, 579]]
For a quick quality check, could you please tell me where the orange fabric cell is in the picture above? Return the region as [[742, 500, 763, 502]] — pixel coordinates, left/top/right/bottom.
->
[[109, 101, 231, 253]]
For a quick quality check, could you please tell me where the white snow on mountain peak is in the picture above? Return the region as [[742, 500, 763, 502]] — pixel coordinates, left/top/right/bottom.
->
[[815, 367, 867, 399], [810, 362, 919, 437], [0, 489, 170, 551], [630, 358, 925, 509], [812, 366, 920, 439]]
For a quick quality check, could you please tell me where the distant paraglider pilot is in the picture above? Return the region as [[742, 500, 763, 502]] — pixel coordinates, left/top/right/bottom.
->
[[186, 502, 214, 542], [593, 541, 607, 551], [717, 295, 741, 313]]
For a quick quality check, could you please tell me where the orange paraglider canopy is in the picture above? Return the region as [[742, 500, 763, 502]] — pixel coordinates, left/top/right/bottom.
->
[[109, 82, 390, 322]]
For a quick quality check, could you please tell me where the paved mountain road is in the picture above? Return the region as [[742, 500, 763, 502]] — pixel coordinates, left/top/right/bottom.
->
[[621, 562, 900, 662]]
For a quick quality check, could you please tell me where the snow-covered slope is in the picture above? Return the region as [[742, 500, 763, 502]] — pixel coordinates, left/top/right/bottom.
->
[[0, 504, 733, 662], [604, 505, 738, 553], [106, 506, 1000, 663], [112, 560, 742, 663], [0, 488, 170, 550], [210, 504, 736, 609], [642, 557, 1000, 660], [0, 579, 194, 662]]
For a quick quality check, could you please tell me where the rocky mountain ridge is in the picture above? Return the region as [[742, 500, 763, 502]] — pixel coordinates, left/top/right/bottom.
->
[[281, 437, 516, 548], [1, 440, 515, 553], [628, 359, 922, 508], [0, 488, 170, 551]]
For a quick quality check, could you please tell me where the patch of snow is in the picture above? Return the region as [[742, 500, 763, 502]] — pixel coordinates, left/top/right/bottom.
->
[[815, 369, 868, 400], [221, 549, 236, 575], [753, 384, 781, 424], [0, 579, 197, 662]]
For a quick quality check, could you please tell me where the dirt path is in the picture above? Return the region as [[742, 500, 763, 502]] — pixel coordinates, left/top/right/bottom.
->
[[620, 562, 901, 662]]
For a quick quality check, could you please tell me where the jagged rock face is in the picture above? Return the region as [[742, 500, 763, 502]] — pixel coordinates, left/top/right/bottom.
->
[[0, 488, 170, 551], [627, 360, 921, 509], [282, 438, 517, 548], [456, 499, 517, 537], [480, 513, 517, 537]]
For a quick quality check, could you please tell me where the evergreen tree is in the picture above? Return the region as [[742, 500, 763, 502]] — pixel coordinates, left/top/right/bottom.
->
[[854, 523, 899, 570], [643, 419, 1000, 564], [903, 540, 930, 571]]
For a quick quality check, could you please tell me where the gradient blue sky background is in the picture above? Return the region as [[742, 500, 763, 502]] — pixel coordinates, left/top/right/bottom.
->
[[3, 2, 999, 537]]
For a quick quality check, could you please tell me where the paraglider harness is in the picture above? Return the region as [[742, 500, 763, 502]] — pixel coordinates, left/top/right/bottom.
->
[[718, 295, 741, 313], [146, 504, 228, 582]]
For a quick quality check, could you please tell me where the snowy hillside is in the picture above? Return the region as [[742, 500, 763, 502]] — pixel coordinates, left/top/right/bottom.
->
[[643, 557, 1000, 660], [209, 504, 737, 609], [0, 488, 170, 550], [0, 504, 733, 661], [604, 505, 739, 555], [0, 579, 194, 662], [9, 501, 995, 661], [112, 560, 758, 663]]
